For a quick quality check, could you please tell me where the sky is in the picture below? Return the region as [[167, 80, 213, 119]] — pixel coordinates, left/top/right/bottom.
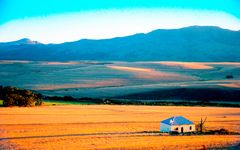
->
[[0, 0, 240, 43]]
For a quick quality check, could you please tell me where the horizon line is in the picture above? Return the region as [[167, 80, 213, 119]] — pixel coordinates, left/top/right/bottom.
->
[[0, 25, 239, 44]]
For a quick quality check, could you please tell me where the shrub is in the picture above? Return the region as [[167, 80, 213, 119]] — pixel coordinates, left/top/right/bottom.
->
[[226, 75, 234, 79], [169, 131, 179, 135], [0, 86, 43, 107]]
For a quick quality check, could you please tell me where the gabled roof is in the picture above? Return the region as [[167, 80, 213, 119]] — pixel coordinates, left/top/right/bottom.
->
[[161, 116, 194, 125]]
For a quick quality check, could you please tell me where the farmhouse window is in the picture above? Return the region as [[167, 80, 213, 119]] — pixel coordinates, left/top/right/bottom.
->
[[175, 127, 178, 131], [190, 126, 192, 130]]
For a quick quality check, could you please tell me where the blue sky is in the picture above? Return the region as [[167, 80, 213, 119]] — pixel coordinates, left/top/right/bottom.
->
[[0, 0, 240, 43]]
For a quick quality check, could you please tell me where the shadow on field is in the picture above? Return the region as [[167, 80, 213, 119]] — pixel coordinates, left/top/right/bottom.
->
[[0, 131, 153, 141]]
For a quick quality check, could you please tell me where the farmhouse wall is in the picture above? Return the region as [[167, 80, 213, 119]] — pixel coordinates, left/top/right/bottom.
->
[[160, 123, 171, 132], [170, 124, 196, 133]]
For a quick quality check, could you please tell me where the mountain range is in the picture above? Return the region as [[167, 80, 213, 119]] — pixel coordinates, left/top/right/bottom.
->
[[0, 26, 240, 61]]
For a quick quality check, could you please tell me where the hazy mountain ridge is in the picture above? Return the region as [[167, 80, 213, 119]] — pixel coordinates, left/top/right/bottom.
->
[[0, 26, 240, 61], [0, 38, 42, 45]]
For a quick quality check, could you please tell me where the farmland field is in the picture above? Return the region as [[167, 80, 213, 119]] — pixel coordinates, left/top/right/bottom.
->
[[0, 60, 239, 99], [0, 105, 239, 149]]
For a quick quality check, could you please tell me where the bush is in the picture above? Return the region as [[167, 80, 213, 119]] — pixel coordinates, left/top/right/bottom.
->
[[169, 131, 179, 135], [0, 86, 43, 107], [226, 75, 234, 79], [206, 128, 230, 135]]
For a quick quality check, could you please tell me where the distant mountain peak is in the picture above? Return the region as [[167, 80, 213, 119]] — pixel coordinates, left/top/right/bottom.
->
[[0, 26, 239, 62], [1, 38, 42, 45], [16, 38, 41, 45]]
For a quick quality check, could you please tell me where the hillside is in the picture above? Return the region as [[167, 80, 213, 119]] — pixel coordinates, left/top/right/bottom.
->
[[0, 26, 240, 61], [115, 87, 240, 102]]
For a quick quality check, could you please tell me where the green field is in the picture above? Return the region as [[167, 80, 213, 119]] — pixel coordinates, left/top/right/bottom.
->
[[43, 100, 96, 106], [0, 99, 96, 106]]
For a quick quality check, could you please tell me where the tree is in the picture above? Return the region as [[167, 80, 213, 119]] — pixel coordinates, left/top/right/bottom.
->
[[226, 75, 234, 79], [0, 86, 43, 107], [196, 117, 207, 133], [3, 94, 15, 106]]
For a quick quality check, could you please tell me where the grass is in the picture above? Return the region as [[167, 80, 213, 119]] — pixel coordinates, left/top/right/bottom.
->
[[43, 100, 96, 106], [0, 99, 96, 106], [0, 99, 96, 107]]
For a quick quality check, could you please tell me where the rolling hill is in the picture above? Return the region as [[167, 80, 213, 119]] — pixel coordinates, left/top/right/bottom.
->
[[0, 26, 240, 61]]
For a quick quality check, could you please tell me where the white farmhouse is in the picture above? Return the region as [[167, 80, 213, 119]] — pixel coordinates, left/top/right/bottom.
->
[[160, 116, 195, 133]]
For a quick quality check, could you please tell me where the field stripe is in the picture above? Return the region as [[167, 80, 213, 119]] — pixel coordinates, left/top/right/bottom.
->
[[0, 131, 160, 141]]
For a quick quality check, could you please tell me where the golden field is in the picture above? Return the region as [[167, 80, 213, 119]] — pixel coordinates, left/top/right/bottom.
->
[[0, 105, 239, 149]]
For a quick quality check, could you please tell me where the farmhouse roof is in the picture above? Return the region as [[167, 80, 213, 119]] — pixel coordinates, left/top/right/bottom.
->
[[161, 116, 194, 125]]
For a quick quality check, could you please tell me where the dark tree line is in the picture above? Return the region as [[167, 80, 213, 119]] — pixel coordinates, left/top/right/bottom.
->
[[0, 86, 43, 107]]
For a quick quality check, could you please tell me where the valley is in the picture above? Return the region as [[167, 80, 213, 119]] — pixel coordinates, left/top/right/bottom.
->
[[0, 60, 239, 100]]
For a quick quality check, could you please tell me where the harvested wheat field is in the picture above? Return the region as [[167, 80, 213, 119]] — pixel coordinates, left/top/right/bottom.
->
[[0, 105, 239, 149]]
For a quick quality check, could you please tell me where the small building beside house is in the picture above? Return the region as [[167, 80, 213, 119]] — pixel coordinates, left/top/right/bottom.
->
[[160, 116, 195, 133]]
